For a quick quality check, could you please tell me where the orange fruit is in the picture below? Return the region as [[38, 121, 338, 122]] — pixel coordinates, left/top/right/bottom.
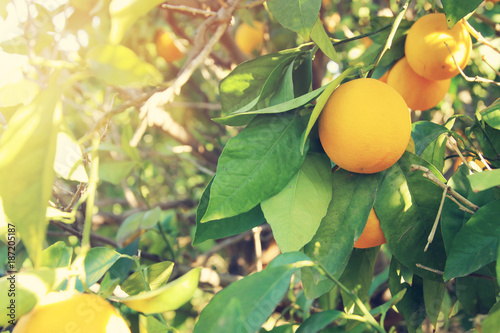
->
[[405, 13, 472, 80], [13, 291, 130, 333], [387, 57, 451, 111], [453, 156, 489, 172], [377, 69, 390, 83], [235, 21, 265, 55], [155, 30, 184, 63], [354, 208, 386, 248], [318, 78, 411, 174]]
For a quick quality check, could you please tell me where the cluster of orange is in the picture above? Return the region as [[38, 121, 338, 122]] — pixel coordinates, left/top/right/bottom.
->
[[380, 13, 472, 111]]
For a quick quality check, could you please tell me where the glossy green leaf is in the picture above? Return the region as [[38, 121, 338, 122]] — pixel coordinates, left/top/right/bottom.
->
[[86, 44, 162, 88], [54, 131, 88, 182], [296, 310, 344, 333], [468, 168, 500, 192], [84, 247, 122, 287], [121, 261, 174, 296], [139, 314, 172, 333], [310, 17, 336, 60], [201, 113, 307, 222], [116, 206, 162, 247], [339, 247, 379, 314], [483, 302, 500, 332], [204, 298, 250, 333], [474, 123, 500, 165], [99, 161, 136, 185], [423, 279, 446, 326], [116, 267, 200, 314], [0, 86, 62, 266], [108, 0, 166, 44], [444, 199, 500, 280], [302, 169, 379, 299], [40, 241, 73, 269], [193, 256, 308, 333], [411, 121, 450, 156], [267, 0, 322, 40], [193, 178, 265, 244], [300, 67, 356, 153], [420, 133, 447, 172], [97, 272, 120, 299], [442, 0, 483, 28], [262, 153, 332, 252], [375, 152, 446, 281]]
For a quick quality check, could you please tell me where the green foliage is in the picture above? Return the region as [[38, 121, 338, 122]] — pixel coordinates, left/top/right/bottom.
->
[[0, 0, 499, 331]]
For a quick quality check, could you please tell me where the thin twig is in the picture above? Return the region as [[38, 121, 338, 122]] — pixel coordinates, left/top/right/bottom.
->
[[445, 195, 476, 215], [63, 182, 86, 212], [253, 226, 263, 272], [444, 42, 500, 86], [161, 4, 217, 16], [425, 184, 448, 252], [462, 19, 500, 54], [448, 135, 473, 172], [410, 164, 479, 212], [416, 264, 497, 282]]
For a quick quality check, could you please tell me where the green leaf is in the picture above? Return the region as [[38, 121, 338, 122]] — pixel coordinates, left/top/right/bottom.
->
[[483, 302, 500, 332], [116, 206, 162, 247], [293, 51, 313, 97], [121, 261, 174, 295], [411, 121, 449, 156], [108, 0, 166, 44], [310, 17, 336, 60], [139, 314, 173, 333], [0, 86, 62, 266], [116, 267, 200, 314], [423, 279, 446, 327], [444, 199, 500, 281], [54, 131, 88, 182], [201, 113, 307, 222], [339, 247, 379, 314], [296, 310, 344, 333], [375, 152, 446, 281], [474, 122, 500, 167], [206, 298, 250, 333], [420, 133, 447, 172], [86, 44, 162, 88], [193, 256, 308, 333], [442, 0, 483, 28], [302, 169, 379, 299], [267, 0, 322, 40], [99, 160, 136, 185], [455, 264, 498, 315], [219, 50, 302, 120], [193, 178, 265, 244], [262, 153, 332, 252], [482, 98, 500, 130], [388, 259, 426, 333], [97, 272, 120, 299], [84, 247, 122, 287], [0, 78, 40, 107], [441, 164, 497, 252], [40, 241, 73, 269], [300, 67, 356, 153], [468, 169, 500, 192]]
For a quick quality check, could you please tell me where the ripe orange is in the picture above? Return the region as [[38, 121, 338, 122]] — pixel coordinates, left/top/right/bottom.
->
[[452, 156, 489, 172], [318, 78, 411, 174], [405, 13, 472, 80], [155, 30, 184, 63], [235, 21, 265, 55], [377, 69, 390, 83], [13, 291, 130, 333], [387, 57, 451, 111], [354, 208, 386, 249]]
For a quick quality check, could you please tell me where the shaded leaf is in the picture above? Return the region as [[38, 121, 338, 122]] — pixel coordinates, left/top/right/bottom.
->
[[302, 170, 379, 299], [99, 161, 136, 185], [84, 247, 122, 287], [375, 152, 446, 281], [420, 133, 447, 172], [423, 279, 446, 327], [0, 86, 62, 266], [40, 241, 72, 269], [262, 153, 332, 252], [86, 44, 162, 88], [296, 310, 344, 333], [444, 199, 500, 280], [267, 0, 322, 40], [411, 121, 449, 156], [310, 17, 336, 60], [201, 113, 307, 222], [455, 264, 498, 315], [139, 314, 172, 333], [193, 178, 265, 244]]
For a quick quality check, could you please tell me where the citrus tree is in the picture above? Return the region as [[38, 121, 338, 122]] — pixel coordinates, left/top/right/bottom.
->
[[0, 0, 499, 332]]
